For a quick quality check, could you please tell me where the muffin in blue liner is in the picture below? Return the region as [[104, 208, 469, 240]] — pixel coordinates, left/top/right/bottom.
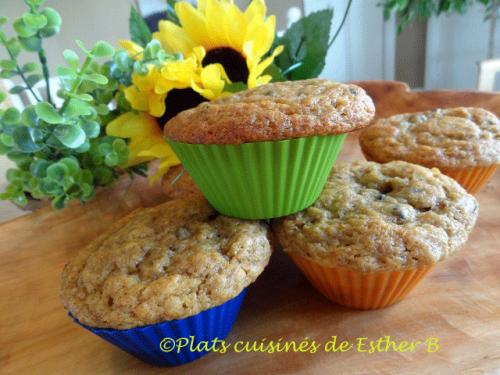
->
[[61, 197, 272, 368], [71, 289, 246, 366]]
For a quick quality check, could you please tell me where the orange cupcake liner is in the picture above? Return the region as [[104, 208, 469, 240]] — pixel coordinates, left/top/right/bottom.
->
[[437, 165, 497, 194], [289, 253, 434, 310], [361, 151, 497, 195]]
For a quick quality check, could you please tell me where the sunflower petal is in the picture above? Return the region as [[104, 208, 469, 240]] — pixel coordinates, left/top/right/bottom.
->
[[244, 0, 266, 23], [106, 112, 166, 166], [176, 1, 211, 47], [154, 20, 195, 56]]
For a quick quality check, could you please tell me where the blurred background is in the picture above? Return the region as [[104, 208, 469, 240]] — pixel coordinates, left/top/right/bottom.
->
[[2, 0, 499, 90]]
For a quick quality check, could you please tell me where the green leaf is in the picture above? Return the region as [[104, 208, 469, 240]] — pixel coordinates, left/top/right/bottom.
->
[[46, 163, 67, 181], [81, 121, 100, 138], [59, 157, 79, 176], [42, 8, 61, 27], [224, 82, 248, 93], [18, 36, 42, 52], [104, 151, 119, 167], [26, 0, 46, 7], [263, 63, 286, 82], [12, 126, 42, 152], [22, 62, 38, 73], [56, 66, 75, 78], [0, 133, 14, 147], [98, 142, 112, 156], [92, 41, 114, 57], [165, 0, 181, 25], [63, 49, 79, 69], [22, 13, 48, 30], [0, 60, 16, 70], [83, 73, 108, 85], [53, 124, 86, 148], [0, 16, 8, 27], [0, 70, 16, 79], [64, 98, 93, 117], [2, 108, 21, 125], [21, 106, 39, 127], [26, 74, 42, 87], [9, 86, 26, 95], [275, 9, 333, 80], [35, 102, 63, 124], [129, 6, 152, 47], [51, 194, 66, 209], [75, 39, 90, 54], [39, 25, 59, 38], [0, 91, 6, 104], [93, 166, 113, 185], [30, 159, 50, 178], [40, 179, 61, 195], [13, 17, 37, 37], [5, 38, 22, 57]]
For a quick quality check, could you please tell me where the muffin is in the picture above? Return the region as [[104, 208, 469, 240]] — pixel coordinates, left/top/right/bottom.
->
[[165, 79, 375, 219], [273, 161, 478, 309], [359, 107, 500, 194], [61, 195, 272, 366]]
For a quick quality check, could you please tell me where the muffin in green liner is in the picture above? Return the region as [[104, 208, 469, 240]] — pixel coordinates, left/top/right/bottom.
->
[[169, 134, 346, 219], [165, 79, 375, 219]]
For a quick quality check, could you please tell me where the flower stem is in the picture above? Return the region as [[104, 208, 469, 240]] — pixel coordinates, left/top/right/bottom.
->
[[38, 48, 53, 104], [59, 55, 93, 113], [328, 0, 353, 49], [0, 34, 41, 102]]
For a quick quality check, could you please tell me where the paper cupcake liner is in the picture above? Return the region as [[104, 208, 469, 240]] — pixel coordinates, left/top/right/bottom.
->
[[168, 134, 347, 219], [361, 151, 497, 195], [289, 254, 433, 309], [71, 289, 247, 367], [437, 165, 497, 194]]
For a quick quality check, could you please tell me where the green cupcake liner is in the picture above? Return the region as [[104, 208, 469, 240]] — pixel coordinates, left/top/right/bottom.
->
[[168, 134, 346, 219]]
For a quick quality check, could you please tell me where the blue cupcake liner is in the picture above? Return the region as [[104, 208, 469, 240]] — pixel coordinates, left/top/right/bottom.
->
[[70, 288, 247, 367]]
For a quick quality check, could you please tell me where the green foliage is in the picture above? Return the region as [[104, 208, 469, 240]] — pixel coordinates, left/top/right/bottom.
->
[[165, 0, 181, 25], [0, 1, 141, 209], [129, 6, 152, 47], [273, 9, 334, 80], [380, 0, 497, 33]]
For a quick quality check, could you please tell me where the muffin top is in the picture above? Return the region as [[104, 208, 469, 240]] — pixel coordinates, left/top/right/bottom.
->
[[164, 79, 375, 144], [359, 107, 500, 168], [61, 196, 272, 329], [273, 161, 478, 272]]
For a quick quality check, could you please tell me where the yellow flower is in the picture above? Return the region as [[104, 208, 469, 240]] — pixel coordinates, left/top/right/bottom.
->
[[106, 112, 180, 182], [122, 48, 228, 120], [124, 67, 167, 117], [153, 0, 283, 88]]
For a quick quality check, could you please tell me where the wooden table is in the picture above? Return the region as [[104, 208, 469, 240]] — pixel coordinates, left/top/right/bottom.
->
[[1, 81, 499, 374]]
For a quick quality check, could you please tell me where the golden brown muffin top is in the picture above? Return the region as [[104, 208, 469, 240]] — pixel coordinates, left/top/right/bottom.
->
[[61, 196, 272, 329], [273, 161, 478, 272], [359, 107, 500, 168], [164, 79, 375, 144]]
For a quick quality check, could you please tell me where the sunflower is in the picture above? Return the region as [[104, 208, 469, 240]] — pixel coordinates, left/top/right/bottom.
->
[[153, 0, 284, 88], [107, 44, 229, 182]]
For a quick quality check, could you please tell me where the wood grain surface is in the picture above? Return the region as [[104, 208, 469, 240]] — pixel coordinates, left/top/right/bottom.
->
[[1, 81, 499, 375]]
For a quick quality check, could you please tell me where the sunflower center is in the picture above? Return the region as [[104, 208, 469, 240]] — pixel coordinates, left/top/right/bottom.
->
[[156, 88, 208, 129], [202, 47, 249, 83]]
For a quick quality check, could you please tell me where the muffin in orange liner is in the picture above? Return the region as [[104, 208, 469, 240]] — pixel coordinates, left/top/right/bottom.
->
[[273, 161, 479, 310], [359, 107, 500, 194]]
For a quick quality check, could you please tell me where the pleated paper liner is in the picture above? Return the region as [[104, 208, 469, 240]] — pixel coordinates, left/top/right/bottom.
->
[[361, 150, 497, 195], [289, 253, 434, 310], [71, 289, 247, 367], [168, 134, 347, 220], [437, 165, 497, 194]]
